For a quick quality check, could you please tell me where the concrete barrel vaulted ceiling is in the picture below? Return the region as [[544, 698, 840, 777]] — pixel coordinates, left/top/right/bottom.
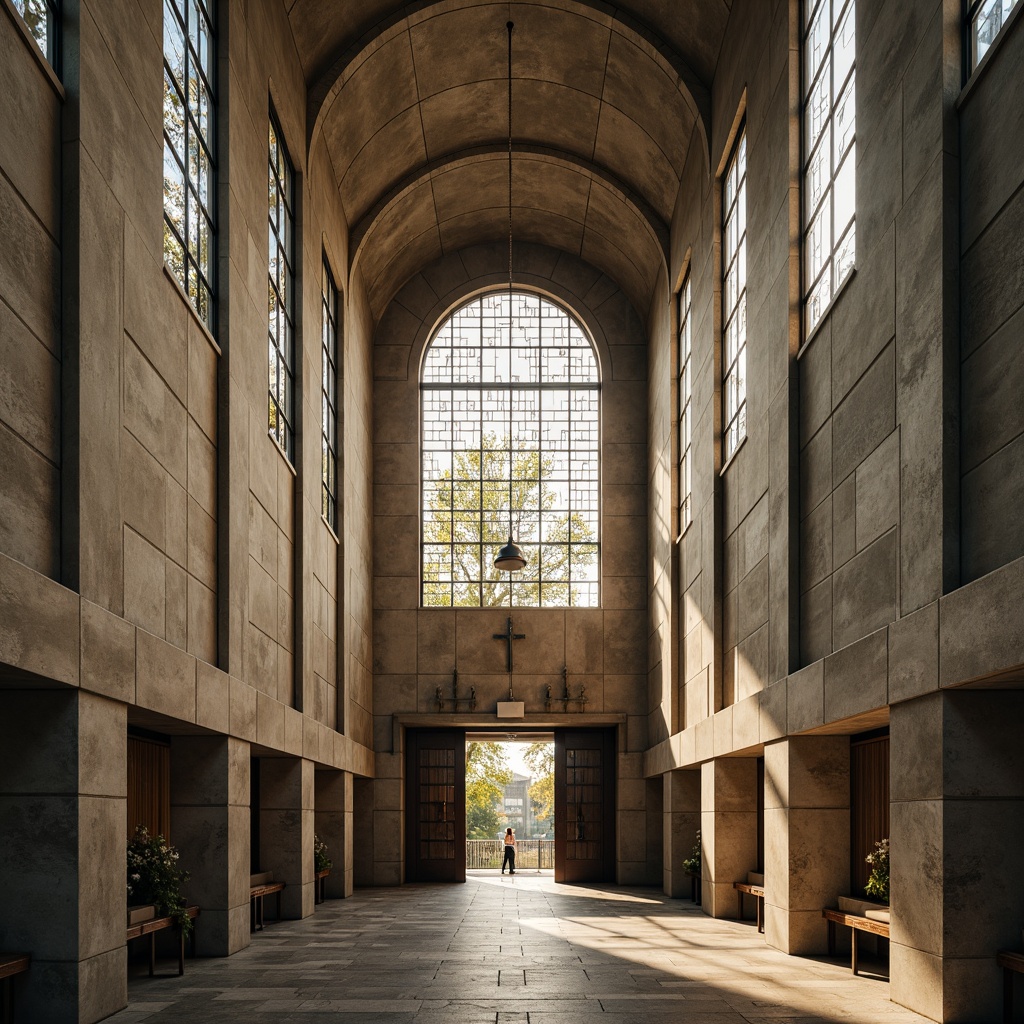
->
[[289, 0, 731, 320]]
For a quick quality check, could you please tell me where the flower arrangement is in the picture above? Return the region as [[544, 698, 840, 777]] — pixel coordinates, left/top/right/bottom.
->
[[865, 837, 889, 904], [682, 830, 701, 877], [126, 825, 192, 936], [314, 833, 332, 873]]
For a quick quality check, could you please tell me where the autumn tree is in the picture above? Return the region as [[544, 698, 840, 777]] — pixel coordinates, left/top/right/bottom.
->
[[423, 434, 597, 608], [524, 742, 554, 834], [465, 742, 513, 839]]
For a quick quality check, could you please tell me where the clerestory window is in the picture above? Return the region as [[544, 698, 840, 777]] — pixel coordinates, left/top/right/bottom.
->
[[321, 256, 340, 529], [677, 273, 692, 533], [163, 0, 216, 329], [13, 0, 59, 70], [268, 107, 296, 462], [723, 128, 747, 463], [967, 0, 1021, 70], [803, 0, 855, 334], [421, 292, 600, 608]]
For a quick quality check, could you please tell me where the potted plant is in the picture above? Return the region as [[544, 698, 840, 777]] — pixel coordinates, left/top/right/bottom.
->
[[864, 837, 889, 905], [682, 830, 702, 902], [126, 825, 192, 936], [314, 833, 332, 873]]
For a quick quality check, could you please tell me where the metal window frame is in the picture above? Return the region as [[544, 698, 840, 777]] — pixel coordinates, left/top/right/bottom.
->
[[321, 255, 339, 528], [802, 0, 856, 335], [676, 274, 692, 533], [268, 106, 296, 462], [722, 126, 747, 463], [162, 0, 216, 331], [965, 0, 1020, 72], [419, 291, 601, 609], [13, 0, 60, 71]]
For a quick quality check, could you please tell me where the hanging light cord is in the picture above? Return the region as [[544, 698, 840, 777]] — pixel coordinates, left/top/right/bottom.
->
[[507, 18, 515, 589]]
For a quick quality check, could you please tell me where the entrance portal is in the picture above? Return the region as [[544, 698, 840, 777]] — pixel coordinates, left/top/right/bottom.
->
[[405, 726, 617, 883]]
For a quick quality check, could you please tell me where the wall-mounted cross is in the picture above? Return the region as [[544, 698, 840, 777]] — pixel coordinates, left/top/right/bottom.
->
[[493, 616, 526, 672]]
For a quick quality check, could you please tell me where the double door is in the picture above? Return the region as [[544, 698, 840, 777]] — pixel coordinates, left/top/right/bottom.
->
[[405, 727, 615, 883]]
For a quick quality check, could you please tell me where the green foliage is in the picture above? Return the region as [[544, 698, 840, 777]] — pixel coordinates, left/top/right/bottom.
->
[[682, 830, 701, 877], [466, 742, 513, 839], [423, 435, 597, 607], [314, 833, 332, 873], [524, 742, 554, 828], [864, 837, 889, 904], [126, 825, 192, 937]]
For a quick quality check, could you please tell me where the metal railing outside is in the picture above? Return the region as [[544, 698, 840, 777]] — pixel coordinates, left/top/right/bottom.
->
[[466, 839, 554, 870]]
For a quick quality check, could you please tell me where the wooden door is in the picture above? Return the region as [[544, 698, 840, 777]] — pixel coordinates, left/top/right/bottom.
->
[[405, 729, 466, 882], [554, 728, 615, 883], [851, 731, 889, 894]]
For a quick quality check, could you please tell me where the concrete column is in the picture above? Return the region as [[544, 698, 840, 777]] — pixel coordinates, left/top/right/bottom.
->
[[0, 690, 126, 1023], [700, 757, 758, 917], [259, 757, 314, 919], [314, 769, 354, 899], [763, 736, 850, 954], [663, 769, 700, 898], [170, 736, 250, 955], [890, 690, 1024, 1023]]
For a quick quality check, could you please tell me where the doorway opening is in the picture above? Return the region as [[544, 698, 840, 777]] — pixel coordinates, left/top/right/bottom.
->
[[465, 733, 554, 875]]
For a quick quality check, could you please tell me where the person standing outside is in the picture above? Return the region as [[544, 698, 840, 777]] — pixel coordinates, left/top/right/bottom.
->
[[501, 827, 516, 874]]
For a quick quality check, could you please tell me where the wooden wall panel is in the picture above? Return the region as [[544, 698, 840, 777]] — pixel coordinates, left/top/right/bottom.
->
[[850, 734, 889, 895], [127, 735, 171, 840]]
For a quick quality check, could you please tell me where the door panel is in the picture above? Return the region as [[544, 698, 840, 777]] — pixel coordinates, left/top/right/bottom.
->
[[554, 728, 615, 882], [405, 729, 466, 882]]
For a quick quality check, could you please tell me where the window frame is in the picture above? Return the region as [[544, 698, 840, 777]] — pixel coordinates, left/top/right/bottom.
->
[[321, 254, 340, 530], [162, 0, 216, 331], [802, 0, 856, 337], [722, 126, 747, 465], [676, 273, 693, 535], [268, 106, 296, 463], [12, 0, 59, 72], [419, 290, 602, 609], [966, 0, 1021, 72]]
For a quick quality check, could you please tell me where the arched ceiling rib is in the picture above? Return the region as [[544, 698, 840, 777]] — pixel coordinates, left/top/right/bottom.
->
[[353, 150, 664, 318], [287, 0, 730, 318]]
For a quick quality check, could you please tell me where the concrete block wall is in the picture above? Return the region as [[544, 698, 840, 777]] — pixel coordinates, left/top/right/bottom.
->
[[959, 9, 1024, 583], [0, 5, 62, 580]]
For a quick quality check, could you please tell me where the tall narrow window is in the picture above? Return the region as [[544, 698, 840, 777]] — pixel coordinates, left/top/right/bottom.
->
[[803, 0, 855, 334], [163, 0, 216, 329], [677, 274, 693, 533], [968, 0, 1020, 70], [321, 257, 339, 529], [723, 129, 747, 463], [13, 0, 59, 69], [268, 110, 295, 462], [421, 292, 600, 608]]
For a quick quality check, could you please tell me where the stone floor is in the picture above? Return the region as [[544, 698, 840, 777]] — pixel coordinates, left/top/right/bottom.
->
[[108, 874, 929, 1023]]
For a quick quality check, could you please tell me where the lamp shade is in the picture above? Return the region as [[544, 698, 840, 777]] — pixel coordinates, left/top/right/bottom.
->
[[494, 537, 527, 572]]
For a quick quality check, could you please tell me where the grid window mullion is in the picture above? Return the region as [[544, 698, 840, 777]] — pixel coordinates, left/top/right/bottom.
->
[[722, 130, 747, 463], [421, 292, 600, 609], [163, 0, 216, 331], [802, 0, 856, 335], [268, 108, 296, 462], [321, 258, 340, 528], [677, 275, 692, 532]]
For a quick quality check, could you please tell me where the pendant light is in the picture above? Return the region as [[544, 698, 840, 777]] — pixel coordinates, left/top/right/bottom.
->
[[493, 18, 527, 575]]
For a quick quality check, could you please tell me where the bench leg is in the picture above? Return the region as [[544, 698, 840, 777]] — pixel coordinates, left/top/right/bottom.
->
[[276, 889, 282, 923], [3, 977, 12, 1024], [178, 927, 185, 976], [851, 929, 858, 975], [1004, 966, 1013, 1024], [756, 896, 763, 934]]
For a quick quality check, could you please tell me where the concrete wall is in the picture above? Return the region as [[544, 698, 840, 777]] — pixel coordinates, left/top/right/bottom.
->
[[0, 4, 62, 580], [959, 9, 1024, 583]]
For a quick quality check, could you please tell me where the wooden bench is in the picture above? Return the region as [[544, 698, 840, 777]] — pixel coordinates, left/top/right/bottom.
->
[[823, 908, 890, 974], [314, 869, 330, 905], [126, 906, 199, 977], [997, 950, 1024, 1024], [0, 954, 29, 1024], [250, 881, 286, 931], [733, 881, 766, 933]]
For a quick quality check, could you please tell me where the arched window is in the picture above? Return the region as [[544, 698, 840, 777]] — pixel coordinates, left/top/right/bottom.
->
[[421, 292, 600, 608]]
